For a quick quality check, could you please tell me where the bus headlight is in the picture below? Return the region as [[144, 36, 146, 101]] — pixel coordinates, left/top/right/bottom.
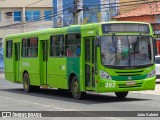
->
[[147, 69, 155, 78], [100, 70, 112, 80]]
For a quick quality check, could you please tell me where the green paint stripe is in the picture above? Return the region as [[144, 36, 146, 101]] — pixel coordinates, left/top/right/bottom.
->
[[67, 26, 81, 33], [112, 75, 147, 81]]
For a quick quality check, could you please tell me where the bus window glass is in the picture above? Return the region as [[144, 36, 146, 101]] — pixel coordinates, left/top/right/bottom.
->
[[130, 36, 153, 65], [50, 35, 64, 56], [27, 37, 38, 57], [22, 38, 27, 57], [6, 40, 12, 58], [101, 36, 154, 66], [66, 34, 81, 56], [30, 37, 38, 47], [22, 37, 38, 58], [101, 36, 115, 65]]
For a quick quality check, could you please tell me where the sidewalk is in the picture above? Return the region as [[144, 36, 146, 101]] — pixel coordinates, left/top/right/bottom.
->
[[0, 73, 4, 79]]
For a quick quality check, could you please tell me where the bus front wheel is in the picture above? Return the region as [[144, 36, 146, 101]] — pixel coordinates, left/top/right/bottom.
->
[[71, 76, 85, 99], [115, 92, 128, 99], [23, 73, 32, 93]]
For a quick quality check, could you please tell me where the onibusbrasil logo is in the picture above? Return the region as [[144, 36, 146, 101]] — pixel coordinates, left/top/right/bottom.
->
[[1, 112, 42, 118]]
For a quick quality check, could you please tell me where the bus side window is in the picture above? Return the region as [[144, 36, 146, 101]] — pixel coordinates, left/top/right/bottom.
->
[[65, 33, 81, 57], [50, 35, 64, 57], [22, 38, 27, 57], [6, 40, 13, 58], [25, 37, 38, 58], [66, 46, 71, 56], [27, 48, 32, 57], [27, 48, 37, 57], [76, 45, 80, 56]]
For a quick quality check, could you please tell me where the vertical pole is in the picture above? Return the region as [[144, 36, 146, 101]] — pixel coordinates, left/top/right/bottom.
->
[[22, 7, 25, 32], [73, 0, 77, 24]]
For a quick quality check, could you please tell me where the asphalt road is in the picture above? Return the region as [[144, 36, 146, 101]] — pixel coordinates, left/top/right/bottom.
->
[[0, 78, 160, 120]]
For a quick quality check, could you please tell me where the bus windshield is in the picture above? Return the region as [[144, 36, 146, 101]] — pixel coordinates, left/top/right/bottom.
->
[[101, 35, 154, 67]]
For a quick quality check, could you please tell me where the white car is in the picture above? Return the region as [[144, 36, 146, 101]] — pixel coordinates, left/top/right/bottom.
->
[[155, 56, 160, 82]]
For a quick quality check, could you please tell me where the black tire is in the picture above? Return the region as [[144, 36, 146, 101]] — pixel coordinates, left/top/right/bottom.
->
[[23, 73, 40, 92], [23, 73, 32, 93], [58, 88, 68, 92], [32, 86, 40, 92], [71, 76, 85, 99], [115, 92, 128, 99]]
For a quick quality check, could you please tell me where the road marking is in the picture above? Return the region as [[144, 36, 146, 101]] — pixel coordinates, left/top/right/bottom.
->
[[74, 111, 124, 120], [0, 95, 75, 111], [131, 91, 160, 95], [103, 117, 124, 120], [0, 95, 124, 119]]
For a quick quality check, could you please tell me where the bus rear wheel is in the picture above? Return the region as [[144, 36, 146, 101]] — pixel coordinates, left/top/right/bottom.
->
[[23, 73, 32, 92], [71, 76, 85, 99], [115, 92, 128, 99]]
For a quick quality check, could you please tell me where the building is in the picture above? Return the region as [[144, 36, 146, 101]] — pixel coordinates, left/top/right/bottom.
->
[[52, 0, 118, 27], [0, 0, 53, 48], [0, 0, 53, 70], [118, 0, 156, 15], [113, 1, 160, 54]]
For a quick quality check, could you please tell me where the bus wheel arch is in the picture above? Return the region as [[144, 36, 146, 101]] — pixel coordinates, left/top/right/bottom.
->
[[23, 71, 32, 93], [69, 75, 85, 99], [68, 73, 76, 90], [23, 70, 28, 77], [22, 71, 40, 92]]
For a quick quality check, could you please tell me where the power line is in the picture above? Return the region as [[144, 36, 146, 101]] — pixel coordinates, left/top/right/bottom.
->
[[0, 0, 52, 25], [0, 0, 160, 29], [0, 6, 69, 29], [83, 0, 159, 6], [0, 2, 76, 29], [25, 0, 44, 7], [0, 0, 46, 15], [83, 0, 159, 14]]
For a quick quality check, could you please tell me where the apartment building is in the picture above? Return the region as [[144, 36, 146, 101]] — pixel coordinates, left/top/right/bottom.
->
[[0, 0, 53, 71], [0, 0, 53, 48]]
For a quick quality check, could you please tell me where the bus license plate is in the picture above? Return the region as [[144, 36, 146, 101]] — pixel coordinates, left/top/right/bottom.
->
[[126, 81, 136, 86]]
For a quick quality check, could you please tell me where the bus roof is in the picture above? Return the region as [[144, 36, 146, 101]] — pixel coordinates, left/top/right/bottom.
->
[[5, 21, 151, 40], [5, 27, 68, 39]]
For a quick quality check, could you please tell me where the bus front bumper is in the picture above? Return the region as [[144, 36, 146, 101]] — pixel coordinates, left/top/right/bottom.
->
[[98, 76, 156, 93]]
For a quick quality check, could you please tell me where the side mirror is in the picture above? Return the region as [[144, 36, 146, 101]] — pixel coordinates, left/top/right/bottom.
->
[[95, 36, 100, 47]]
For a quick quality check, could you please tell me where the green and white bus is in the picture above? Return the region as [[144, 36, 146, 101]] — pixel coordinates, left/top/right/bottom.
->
[[4, 21, 156, 99]]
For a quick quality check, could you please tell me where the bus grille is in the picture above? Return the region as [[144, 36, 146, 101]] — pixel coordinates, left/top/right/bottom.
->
[[115, 70, 143, 76], [117, 83, 143, 88]]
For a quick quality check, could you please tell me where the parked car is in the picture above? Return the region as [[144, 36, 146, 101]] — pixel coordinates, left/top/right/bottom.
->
[[155, 56, 160, 82]]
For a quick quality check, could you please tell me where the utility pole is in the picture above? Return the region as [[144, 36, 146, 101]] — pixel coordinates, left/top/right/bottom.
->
[[73, 0, 77, 24], [73, 0, 82, 24]]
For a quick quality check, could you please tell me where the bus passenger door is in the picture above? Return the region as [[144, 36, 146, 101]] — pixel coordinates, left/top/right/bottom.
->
[[14, 43, 20, 82], [85, 37, 95, 89], [40, 41, 48, 85]]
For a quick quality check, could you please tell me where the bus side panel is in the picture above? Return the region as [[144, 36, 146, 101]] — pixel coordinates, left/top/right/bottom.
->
[[20, 58, 40, 86], [47, 58, 68, 89], [5, 58, 14, 82], [67, 57, 80, 86], [4, 40, 14, 82], [47, 57, 55, 88]]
